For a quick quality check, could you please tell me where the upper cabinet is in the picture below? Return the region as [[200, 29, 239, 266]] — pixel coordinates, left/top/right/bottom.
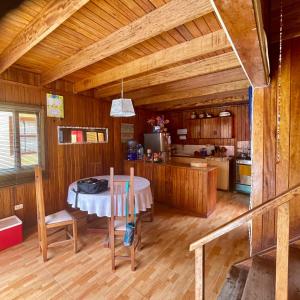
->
[[186, 116, 233, 139], [220, 116, 233, 138], [187, 119, 201, 139], [201, 118, 221, 138]]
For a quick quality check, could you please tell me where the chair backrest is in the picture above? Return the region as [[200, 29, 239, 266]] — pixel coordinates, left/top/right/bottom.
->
[[35, 166, 46, 228], [110, 167, 135, 225]]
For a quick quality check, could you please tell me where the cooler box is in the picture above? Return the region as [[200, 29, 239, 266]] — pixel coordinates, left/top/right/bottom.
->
[[0, 215, 23, 251]]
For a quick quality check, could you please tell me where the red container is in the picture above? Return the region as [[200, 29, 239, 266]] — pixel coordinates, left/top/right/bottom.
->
[[0, 215, 23, 251]]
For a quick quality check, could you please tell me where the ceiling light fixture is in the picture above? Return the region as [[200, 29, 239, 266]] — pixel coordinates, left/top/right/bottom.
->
[[110, 79, 135, 117]]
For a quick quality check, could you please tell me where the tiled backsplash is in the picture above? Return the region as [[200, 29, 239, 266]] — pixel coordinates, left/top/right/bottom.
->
[[173, 144, 235, 157]]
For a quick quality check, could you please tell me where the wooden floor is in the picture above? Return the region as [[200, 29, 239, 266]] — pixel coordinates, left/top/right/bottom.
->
[[0, 192, 249, 300]]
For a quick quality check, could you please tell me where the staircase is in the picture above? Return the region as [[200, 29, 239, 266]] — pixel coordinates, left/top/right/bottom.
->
[[189, 185, 300, 300], [218, 247, 300, 300]]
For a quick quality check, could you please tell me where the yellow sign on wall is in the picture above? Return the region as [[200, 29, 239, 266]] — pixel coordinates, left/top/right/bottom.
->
[[46, 93, 64, 118]]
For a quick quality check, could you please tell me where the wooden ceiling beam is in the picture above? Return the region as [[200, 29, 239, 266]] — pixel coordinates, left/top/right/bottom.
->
[[41, 0, 213, 85], [95, 52, 240, 98], [116, 67, 246, 100], [134, 80, 249, 106], [0, 0, 90, 74], [211, 0, 270, 87], [74, 29, 230, 92], [144, 90, 248, 111]]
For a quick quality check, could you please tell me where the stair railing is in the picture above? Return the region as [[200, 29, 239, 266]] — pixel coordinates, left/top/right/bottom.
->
[[189, 185, 300, 300]]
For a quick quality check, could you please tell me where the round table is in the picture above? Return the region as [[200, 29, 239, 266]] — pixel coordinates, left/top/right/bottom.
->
[[67, 175, 153, 217]]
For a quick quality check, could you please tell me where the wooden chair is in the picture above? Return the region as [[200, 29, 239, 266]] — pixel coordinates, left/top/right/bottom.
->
[[109, 167, 142, 271], [35, 166, 78, 262], [142, 160, 154, 222]]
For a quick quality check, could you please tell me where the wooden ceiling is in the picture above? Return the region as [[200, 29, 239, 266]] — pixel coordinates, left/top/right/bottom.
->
[[0, 0, 271, 111]]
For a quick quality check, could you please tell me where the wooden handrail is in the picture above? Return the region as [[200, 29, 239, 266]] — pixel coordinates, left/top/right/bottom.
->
[[190, 185, 300, 251]]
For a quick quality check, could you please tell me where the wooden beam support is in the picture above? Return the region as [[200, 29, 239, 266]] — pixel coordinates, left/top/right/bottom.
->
[[195, 246, 204, 300], [211, 0, 269, 87], [41, 0, 213, 85], [74, 30, 230, 92], [275, 202, 290, 300], [134, 80, 249, 106], [95, 52, 240, 98], [144, 92, 248, 111], [0, 0, 90, 74]]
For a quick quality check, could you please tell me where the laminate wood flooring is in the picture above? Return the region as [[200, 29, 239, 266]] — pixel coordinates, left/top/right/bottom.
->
[[0, 192, 249, 300]]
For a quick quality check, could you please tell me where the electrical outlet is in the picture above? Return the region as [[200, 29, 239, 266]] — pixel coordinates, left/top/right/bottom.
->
[[14, 204, 23, 210]]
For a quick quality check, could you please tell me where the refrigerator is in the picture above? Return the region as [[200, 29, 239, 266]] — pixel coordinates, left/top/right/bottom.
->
[[144, 133, 171, 162]]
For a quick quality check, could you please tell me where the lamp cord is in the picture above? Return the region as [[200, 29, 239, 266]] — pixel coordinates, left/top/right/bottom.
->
[[121, 79, 124, 98]]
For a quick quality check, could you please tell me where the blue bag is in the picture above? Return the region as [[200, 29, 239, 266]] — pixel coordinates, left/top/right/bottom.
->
[[123, 182, 136, 247]]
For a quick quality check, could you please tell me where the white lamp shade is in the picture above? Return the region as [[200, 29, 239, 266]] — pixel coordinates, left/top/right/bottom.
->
[[110, 98, 135, 117]]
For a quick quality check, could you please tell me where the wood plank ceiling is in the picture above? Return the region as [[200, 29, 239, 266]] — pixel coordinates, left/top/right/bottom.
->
[[0, 0, 252, 111]]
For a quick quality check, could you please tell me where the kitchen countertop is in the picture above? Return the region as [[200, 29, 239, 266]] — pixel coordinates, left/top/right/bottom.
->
[[172, 154, 232, 161], [127, 159, 217, 172], [163, 161, 217, 172]]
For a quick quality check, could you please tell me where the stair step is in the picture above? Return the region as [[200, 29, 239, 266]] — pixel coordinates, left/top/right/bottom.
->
[[217, 266, 249, 300], [241, 257, 275, 300]]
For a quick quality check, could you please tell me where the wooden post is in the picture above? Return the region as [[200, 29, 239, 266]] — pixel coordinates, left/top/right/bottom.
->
[[275, 202, 289, 300], [195, 246, 204, 300]]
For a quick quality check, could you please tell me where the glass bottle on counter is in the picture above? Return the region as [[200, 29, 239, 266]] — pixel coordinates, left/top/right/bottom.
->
[[137, 144, 144, 160], [145, 148, 153, 162]]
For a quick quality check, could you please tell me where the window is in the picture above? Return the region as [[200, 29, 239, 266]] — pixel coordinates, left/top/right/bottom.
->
[[0, 103, 44, 187]]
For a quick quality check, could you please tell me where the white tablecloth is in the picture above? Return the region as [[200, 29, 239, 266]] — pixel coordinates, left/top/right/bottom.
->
[[67, 175, 153, 217]]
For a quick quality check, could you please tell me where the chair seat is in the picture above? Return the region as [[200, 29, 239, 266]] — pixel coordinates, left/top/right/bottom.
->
[[45, 210, 73, 225]]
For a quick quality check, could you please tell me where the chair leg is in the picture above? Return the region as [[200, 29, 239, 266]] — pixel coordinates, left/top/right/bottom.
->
[[105, 217, 110, 248], [137, 219, 142, 251], [110, 221, 115, 271], [65, 225, 69, 239], [73, 219, 78, 253], [130, 244, 135, 271], [37, 223, 42, 253], [41, 229, 48, 262]]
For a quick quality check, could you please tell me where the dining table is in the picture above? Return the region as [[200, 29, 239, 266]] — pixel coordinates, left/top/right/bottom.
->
[[67, 175, 153, 217]]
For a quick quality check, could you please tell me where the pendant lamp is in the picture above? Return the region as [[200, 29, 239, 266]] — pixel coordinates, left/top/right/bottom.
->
[[110, 79, 135, 117]]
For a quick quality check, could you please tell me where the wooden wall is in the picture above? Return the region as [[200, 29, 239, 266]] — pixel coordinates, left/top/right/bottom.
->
[[0, 68, 151, 228], [163, 103, 250, 148], [251, 37, 300, 253]]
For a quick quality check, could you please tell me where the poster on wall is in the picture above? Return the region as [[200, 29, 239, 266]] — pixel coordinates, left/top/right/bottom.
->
[[46, 93, 64, 118], [121, 123, 134, 143]]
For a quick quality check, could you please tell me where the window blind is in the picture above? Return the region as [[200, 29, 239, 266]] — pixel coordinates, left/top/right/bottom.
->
[[0, 103, 45, 187]]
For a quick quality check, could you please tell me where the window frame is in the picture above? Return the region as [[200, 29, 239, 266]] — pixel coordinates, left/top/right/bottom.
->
[[0, 102, 45, 187]]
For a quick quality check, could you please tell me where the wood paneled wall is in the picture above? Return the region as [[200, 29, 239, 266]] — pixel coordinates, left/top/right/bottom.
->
[[0, 68, 151, 228], [163, 103, 250, 147], [251, 37, 300, 253]]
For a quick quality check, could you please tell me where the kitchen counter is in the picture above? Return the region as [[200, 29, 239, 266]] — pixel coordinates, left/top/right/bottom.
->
[[171, 155, 234, 191], [124, 160, 217, 217]]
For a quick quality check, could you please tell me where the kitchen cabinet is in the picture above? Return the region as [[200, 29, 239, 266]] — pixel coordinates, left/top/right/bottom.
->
[[220, 116, 233, 138], [186, 116, 233, 140], [187, 119, 201, 139], [201, 117, 221, 138], [171, 156, 234, 191]]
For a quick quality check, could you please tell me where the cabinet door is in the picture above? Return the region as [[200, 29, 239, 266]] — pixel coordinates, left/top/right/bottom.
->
[[220, 116, 233, 138], [201, 118, 220, 138], [187, 120, 201, 139]]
